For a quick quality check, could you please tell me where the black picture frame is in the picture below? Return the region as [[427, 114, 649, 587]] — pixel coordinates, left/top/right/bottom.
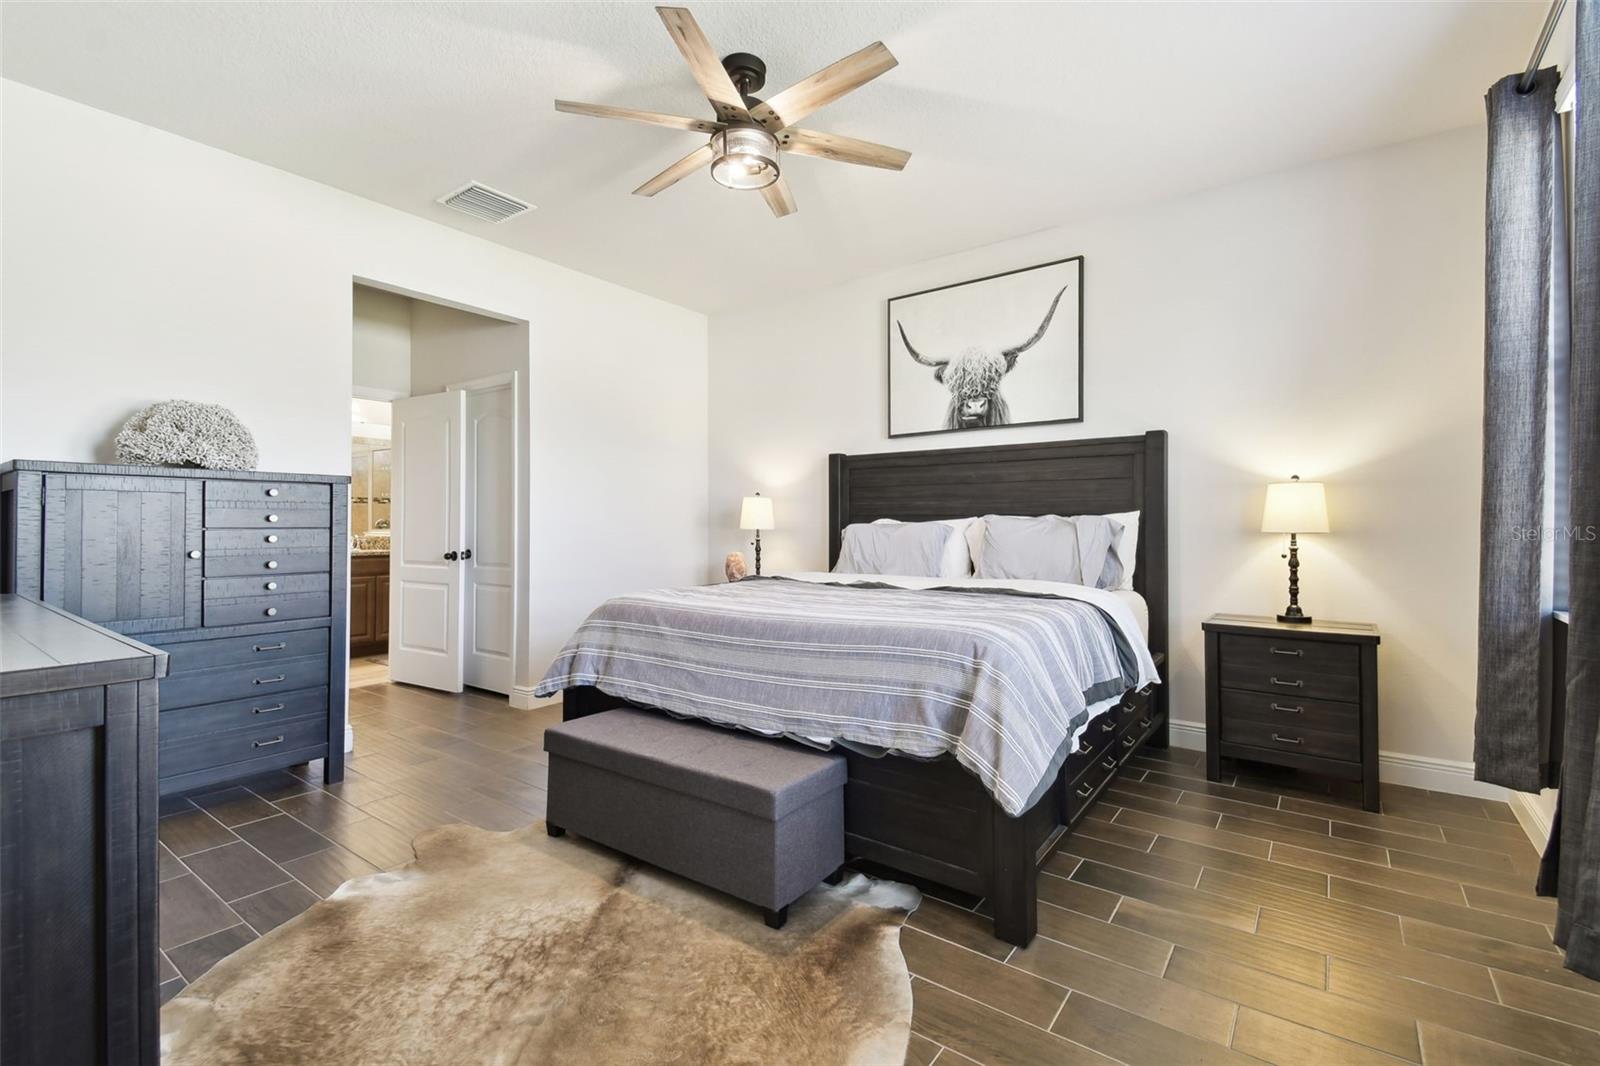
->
[[886, 255, 1085, 439]]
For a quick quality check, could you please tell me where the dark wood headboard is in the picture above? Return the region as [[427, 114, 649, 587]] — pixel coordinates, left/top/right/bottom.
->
[[827, 431, 1168, 663]]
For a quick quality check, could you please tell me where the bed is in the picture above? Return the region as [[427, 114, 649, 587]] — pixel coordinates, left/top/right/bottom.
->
[[547, 432, 1168, 946]]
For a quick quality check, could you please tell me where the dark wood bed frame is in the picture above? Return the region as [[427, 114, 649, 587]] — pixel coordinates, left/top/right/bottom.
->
[[564, 430, 1168, 946]]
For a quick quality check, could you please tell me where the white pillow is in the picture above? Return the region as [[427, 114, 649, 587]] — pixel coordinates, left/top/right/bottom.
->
[[869, 517, 976, 578], [966, 510, 1140, 590], [1104, 510, 1140, 590]]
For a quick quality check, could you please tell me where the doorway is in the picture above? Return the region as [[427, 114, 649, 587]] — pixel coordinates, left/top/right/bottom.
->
[[351, 283, 522, 700]]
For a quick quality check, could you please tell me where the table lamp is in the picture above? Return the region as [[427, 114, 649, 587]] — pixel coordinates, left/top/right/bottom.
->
[[740, 493, 775, 577], [1261, 475, 1329, 624]]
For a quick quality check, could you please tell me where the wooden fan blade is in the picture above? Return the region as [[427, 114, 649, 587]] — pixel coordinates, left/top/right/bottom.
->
[[632, 142, 716, 197], [760, 175, 797, 218], [777, 128, 909, 171], [555, 100, 723, 134], [749, 41, 897, 131], [655, 7, 750, 123]]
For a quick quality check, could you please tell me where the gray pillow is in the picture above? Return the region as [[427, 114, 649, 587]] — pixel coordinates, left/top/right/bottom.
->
[[976, 514, 1126, 588], [834, 521, 955, 578]]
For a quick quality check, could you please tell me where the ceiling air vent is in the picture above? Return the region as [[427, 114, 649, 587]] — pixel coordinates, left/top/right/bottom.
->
[[437, 182, 533, 223]]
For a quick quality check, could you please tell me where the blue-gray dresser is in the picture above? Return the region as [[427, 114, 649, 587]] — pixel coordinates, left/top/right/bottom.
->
[[1, 460, 349, 794]]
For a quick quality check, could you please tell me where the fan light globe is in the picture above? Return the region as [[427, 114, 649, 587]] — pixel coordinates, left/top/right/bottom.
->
[[710, 127, 780, 190]]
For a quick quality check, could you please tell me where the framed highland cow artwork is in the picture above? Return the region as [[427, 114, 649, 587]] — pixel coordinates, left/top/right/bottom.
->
[[887, 256, 1083, 438]]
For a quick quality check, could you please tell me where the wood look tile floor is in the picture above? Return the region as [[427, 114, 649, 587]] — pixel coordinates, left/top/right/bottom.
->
[[157, 681, 1600, 1066]]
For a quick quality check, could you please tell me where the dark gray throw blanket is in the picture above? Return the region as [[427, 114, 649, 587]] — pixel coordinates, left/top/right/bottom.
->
[[534, 576, 1154, 816]]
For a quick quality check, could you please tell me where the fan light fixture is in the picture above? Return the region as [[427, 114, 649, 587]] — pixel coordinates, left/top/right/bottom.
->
[[709, 127, 780, 190]]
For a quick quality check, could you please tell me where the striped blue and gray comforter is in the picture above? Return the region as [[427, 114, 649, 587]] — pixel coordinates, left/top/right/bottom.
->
[[533, 576, 1154, 816]]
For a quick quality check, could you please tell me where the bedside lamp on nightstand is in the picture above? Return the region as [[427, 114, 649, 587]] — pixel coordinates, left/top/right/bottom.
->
[[740, 493, 775, 577], [1262, 476, 1328, 624]]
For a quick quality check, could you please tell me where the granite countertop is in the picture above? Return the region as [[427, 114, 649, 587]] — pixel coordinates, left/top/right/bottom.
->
[[352, 549, 391, 557]]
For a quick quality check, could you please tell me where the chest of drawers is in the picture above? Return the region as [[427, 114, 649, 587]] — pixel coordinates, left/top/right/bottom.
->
[[1202, 614, 1381, 811], [1, 460, 349, 795]]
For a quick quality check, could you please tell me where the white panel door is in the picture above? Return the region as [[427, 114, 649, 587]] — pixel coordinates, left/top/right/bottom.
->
[[463, 384, 515, 694], [389, 389, 466, 693]]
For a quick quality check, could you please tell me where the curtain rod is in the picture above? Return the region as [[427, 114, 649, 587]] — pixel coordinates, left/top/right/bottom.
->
[[1519, 0, 1569, 93]]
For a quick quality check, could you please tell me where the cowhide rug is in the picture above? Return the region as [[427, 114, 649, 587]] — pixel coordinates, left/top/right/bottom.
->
[[162, 822, 919, 1065]]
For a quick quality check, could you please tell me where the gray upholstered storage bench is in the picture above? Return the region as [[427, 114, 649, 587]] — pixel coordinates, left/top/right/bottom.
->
[[543, 708, 847, 928]]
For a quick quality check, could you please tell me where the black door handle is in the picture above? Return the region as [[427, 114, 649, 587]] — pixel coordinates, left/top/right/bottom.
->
[[461, 549, 473, 560], [443, 551, 459, 561]]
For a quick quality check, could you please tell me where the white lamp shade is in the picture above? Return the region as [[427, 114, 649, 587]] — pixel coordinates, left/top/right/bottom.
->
[[1261, 480, 1329, 534], [740, 495, 775, 531]]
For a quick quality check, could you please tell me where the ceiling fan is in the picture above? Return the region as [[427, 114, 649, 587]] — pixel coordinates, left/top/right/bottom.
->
[[555, 6, 909, 218]]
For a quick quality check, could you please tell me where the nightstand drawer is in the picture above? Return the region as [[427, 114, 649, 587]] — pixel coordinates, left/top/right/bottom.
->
[[1221, 716, 1359, 762], [1218, 687, 1358, 736], [1218, 634, 1359, 702]]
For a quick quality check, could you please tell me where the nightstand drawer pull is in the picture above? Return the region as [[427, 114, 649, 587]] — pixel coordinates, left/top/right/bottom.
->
[[1270, 676, 1304, 688], [254, 674, 287, 686], [252, 642, 287, 652], [1101, 757, 1117, 771], [1101, 718, 1117, 733], [1272, 733, 1304, 745], [252, 704, 285, 715], [1271, 702, 1304, 714], [1139, 716, 1152, 728], [252, 735, 286, 748], [1075, 783, 1095, 798], [1121, 734, 1138, 748], [1270, 646, 1304, 657]]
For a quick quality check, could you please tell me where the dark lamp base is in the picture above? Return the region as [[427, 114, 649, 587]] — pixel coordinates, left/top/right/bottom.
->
[[1277, 610, 1313, 625]]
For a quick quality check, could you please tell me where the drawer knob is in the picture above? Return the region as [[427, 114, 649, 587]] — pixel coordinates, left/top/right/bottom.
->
[[264, 607, 278, 617], [1272, 733, 1304, 746], [266, 560, 279, 569], [252, 642, 287, 652], [265, 534, 279, 544], [267, 488, 280, 497], [1270, 647, 1304, 657], [1101, 719, 1117, 733], [1271, 702, 1304, 714], [1121, 734, 1137, 748], [188, 549, 202, 559], [255, 674, 286, 685], [265, 581, 279, 591], [1139, 716, 1152, 728], [1270, 676, 1304, 688], [1100, 756, 1117, 771], [1075, 783, 1094, 798], [266, 513, 280, 523], [252, 735, 286, 748], [253, 704, 284, 715]]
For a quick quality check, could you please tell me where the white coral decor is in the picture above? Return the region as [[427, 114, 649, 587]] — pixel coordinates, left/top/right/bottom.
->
[[115, 400, 260, 470]]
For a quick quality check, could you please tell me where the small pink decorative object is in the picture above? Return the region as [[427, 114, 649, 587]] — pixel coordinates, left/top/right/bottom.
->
[[724, 552, 749, 582]]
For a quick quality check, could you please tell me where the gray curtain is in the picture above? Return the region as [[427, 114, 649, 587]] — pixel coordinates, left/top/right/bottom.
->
[[1545, 0, 1600, 981], [1475, 68, 1561, 791]]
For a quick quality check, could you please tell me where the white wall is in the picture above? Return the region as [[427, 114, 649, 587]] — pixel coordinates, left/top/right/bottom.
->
[[708, 126, 1487, 778], [352, 286, 412, 397], [1, 80, 709, 701]]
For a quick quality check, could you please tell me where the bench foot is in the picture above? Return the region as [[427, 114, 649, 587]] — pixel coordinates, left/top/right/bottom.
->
[[823, 866, 845, 885], [546, 822, 566, 838], [763, 906, 788, 930]]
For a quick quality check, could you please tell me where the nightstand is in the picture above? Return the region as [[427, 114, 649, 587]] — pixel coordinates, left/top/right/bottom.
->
[[1202, 613, 1381, 811]]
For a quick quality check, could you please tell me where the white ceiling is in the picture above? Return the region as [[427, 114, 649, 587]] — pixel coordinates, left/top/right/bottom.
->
[[2, 1, 1539, 313]]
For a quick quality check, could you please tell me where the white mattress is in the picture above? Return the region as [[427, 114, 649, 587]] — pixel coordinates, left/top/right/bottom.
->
[[1112, 589, 1149, 640]]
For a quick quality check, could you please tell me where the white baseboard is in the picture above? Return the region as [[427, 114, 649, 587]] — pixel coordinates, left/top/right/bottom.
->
[[509, 685, 557, 711], [1510, 791, 1556, 851], [1166, 718, 1508, 800]]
